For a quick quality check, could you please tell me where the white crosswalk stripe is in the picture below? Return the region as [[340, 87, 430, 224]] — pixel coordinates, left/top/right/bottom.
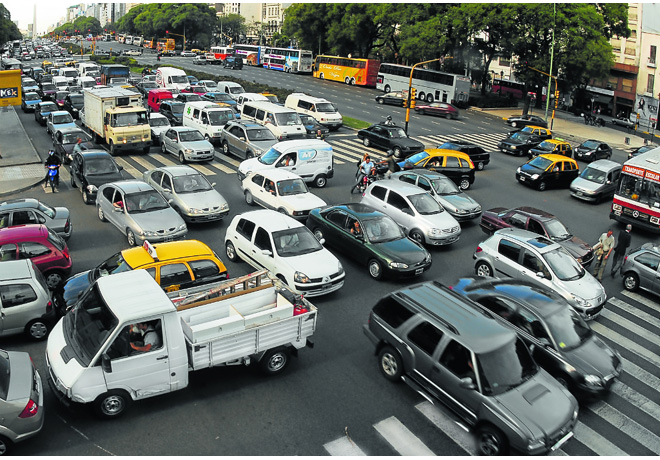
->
[[414, 401, 476, 455], [573, 422, 628, 457], [323, 437, 367, 456], [619, 289, 660, 309], [373, 416, 435, 456]]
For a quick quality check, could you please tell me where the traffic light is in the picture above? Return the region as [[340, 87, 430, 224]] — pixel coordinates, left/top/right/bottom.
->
[[410, 88, 417, 109], [166, 30, 169, 34]]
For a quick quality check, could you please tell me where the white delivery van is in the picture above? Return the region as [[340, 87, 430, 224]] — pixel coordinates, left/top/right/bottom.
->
[[216, 81, 245, 101], [52, 76, 68, 89], [59, 67, 79, 86], [241, 101, 306, 141], [183, 101, 236, 144], [155, 66, 189, 93], [78, 76, 96, 90], [285, 93, 343, 130], [236, 92, 268, 111], [77, 62, 100, 78], [237, 139, 334, 188]]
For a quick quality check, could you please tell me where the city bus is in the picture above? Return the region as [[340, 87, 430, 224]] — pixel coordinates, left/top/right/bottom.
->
[[209, 46, 234, 63], [1, 58, 21, 71], [376, 63, 470, 104], [492, 78, 525, 99], [262, 47, 313, 73], [611, 147, 660, 232], [233, 44, 263, 66], [312, 55, 380, 86]]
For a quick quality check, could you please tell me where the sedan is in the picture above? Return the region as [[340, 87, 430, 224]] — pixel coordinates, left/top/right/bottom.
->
[[611, 115, 635, 129], [498, 131, 543, 157], [62, 93, 83, 119], [160, 127, 215, 163], [69, 150, 125, 204], [34, 101, 58, 126], [357, 124, 424, 159], [305, 203, 432, 280], [506, 114, 548, 128], [52, 128, 98, 164], [479, 206, 594, 266], [46, 111, 75, 137], [182, 85, 207, 96], [201, 92, 237, 107], [148, 113, 171, 145], [96, 180, 188, 246], [437, 140, 490, 170], [574, 139, 612, 162], [136, 80, 159, 98], [516, 154, 580, 191], [37, 83, 57, 101], [21, 92, 41, 112], [0, 198, 72, 240], [628, 143, 658, 160], [143, 166, 230, 223], [193, 55, 207, 65], [375, 92, 406, 106], [180, 51, 196, 57], [414, 102, 459, 119]]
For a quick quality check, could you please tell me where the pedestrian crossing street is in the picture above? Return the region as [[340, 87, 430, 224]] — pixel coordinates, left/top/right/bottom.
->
[[322, 291, 660, 456]]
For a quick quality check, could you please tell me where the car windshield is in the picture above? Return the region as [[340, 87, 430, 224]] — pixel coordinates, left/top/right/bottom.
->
[[53, 114, 72, 124], [275, 112, 301, 126], [316, 102, 336, 113], [272, 227, 322, 257], [25, 93, 40, 100], [169, 104, 184, 114], [537, 141, 555, 150], [142, 82, 158, 89], [208, 110, 234, 126], [124, 190, 169, 213], [210, 93, 232, 102], [41, 103, 57, 111], [431, 176, 460, 195], [527, 156, 553, 170], [405, 151, 430, 165], [190, 86, 205, 93], [409, 193, 442, 215], [56, 92, 68, 100], [299, 114, 314, 124], [182, 94, 201, 102], [149, 117, 170, 127], [542, 247, 585, 281], [23, 79, 36, 86], [362, 216, 404, 243], [228, 86, 245, 95], [42, 84, 56, 91], [87, 71, 100, 78], [579, 166, 607, 184], [259, 147, 282, 165], [389, 127, 408, 139], [277, 179, 308, 196], [247, 128, 276, 141], [581, 140, 600, 149], [544, 219, 572, 241], [170, 75, 188, 84], [476, 337, 538, 396], [69, 95, 83, 105], [114, 112, 148, 126], [264, 95, 279, 103], [179, 130, 205, 142], [84, 158, 119, 175], [64, 70, 77, 77], [173, 174, 212, 193], [92, 252, 132, 281], [545, 306, 592, 351], [62, 132, 88, 144], [202, 81, 217, 88]]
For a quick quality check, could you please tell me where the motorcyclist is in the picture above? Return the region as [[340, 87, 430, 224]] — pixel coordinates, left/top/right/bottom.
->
[[351, 155, 375, 193], [44, 149, 62, 188], [385, 150, 400, 178], [384, 115, 395, 126]]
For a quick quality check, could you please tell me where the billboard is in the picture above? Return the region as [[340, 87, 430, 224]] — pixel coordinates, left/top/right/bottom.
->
[[0, 70, 22, 107]]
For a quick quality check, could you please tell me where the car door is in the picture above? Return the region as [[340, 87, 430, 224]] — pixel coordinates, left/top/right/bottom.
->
[[231, 218, 256, 263], [371, 126, 388, 149], [402, 318, 445, 391], [103, 187, 123, 228], [164, 129, 176, 154], [343, 213, 374, 264], [563, 161, 579, 185], [441, 155, 463, 183], [158, 263, 193, 293], [544, 160, 562, 187], [247, 174, 267, 208], [520, 248, 553, 291], [508, 305, 559, 374], [493, 238, 524, 278], [71, 152, 84, 188], [319, 209, 349, 250], [146, 170, 164, 193], [0, 283, 41, 335], [159, 172, 175, 202], [10, 210, 39, 226], [250, 226, 276, 272], [634, 252, 660, 292]]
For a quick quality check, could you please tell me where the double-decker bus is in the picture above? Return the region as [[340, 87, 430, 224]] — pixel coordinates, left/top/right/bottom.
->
[[492, 78, 525, 99], [209, 46, 234, 64], [262, 47, 313, 73], [376, 63, 470, 104], [611, 147, 660, 232], [233, 44, 263, 66], [312, 55, 380, 86]]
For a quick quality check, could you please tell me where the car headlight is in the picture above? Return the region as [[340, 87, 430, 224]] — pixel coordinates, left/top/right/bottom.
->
[[425, 252, 432, 263], [292, 210, 306, 216], [455, 208, 468, 214], [220, 203, 229, 211], [188, 207, 204, 214], [176, 224, 187, 231], [571, 294, 591, 308], [583, 374, 603, 388], [85, 185, 98, 193], [337, 263, 344, 275], [527, 438, 546, 452], [184, 148, 193, 154], [388, 262, 409, 269], [511, 145, 517, 150], [427, 228, 441, 236], [516, 167, 521, 173], [142, 230, 158, 236], [531, 174, 540, 180], [294, 271, 310, 283]]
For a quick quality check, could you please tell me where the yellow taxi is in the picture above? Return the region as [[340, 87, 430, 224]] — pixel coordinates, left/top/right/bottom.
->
[[516, 154, 580, 191], [261, 92, 280, 104], [529, 138, 573, 158], [519, 125, 553, 140], [400, 149, 476, 190]]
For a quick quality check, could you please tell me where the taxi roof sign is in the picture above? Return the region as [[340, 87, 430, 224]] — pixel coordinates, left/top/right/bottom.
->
[[142, 240, 158, 261]]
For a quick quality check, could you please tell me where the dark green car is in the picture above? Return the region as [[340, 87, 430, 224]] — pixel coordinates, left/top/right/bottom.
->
[[305, 203, 432, 280]]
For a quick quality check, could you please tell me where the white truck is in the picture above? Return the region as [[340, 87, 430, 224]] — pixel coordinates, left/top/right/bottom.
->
[[81, 87, 151, 155], [45, 269, 317, 418]]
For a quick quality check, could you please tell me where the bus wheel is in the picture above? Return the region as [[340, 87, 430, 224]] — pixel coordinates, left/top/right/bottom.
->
[[426, 94, 434, 103], [344, 77, 350, 85], [350, 78, 356, 85], [384, 85, 391, 93], [418, 92, 425, 101], [319, 73, 324, 80]]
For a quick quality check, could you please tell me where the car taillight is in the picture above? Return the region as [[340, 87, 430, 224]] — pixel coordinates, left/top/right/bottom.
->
[[19, 399, 38, 418], [475, 246, 483, 253], [46, 300, 53, 313], [64, 219, 70, 232], [623, 256, 627, 263]]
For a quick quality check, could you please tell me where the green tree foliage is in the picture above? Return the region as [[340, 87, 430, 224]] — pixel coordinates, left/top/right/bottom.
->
[[216, 13, 246, 45], [0, 3, 21, 42], [281, 4, 329, 54]]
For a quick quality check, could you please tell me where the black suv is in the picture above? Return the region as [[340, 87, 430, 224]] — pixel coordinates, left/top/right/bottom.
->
[[363, 280, 578, 455], [159, 100, 184, 126], [357, 123, 424, 159], [437, 140, 491, 171], [497, 131, 542, 157]]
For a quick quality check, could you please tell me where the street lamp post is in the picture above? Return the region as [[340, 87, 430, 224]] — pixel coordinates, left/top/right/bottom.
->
[[405, 58, 442, 133]]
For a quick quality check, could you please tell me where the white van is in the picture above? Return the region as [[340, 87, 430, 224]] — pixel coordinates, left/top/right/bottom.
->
[[237, 139, 334, 188], [183, 101, 236, 144], [59, 67, 79, 86], [52, 76, 68, 89], [241, 101, 306, 141], [285, 93, 343, 130], [156, 66, 189, 93], [77, 62, 99, 78], [236, 92, 269, 111], [78, 76, 96, 90], [216, 81, 245, 101]]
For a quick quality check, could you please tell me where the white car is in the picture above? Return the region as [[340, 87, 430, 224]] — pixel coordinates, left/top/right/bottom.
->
[[124, 49, 141, 56], [224, 209, 345, 297], [148, 112, 171, 145], [241, 169, 326, 221], [180, 51, 196, 57]]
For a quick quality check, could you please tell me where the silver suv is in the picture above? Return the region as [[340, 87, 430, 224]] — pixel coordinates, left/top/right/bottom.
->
[[620, 242, 660, 297], [219, 120, 278, 160], [474, 228, 606, 319], [363, 281, 578, 455]]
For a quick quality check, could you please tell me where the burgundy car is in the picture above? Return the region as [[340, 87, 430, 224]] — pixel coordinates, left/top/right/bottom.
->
[[414, 102, 459, 119], [0, 224, 72, 289], [479, 206, 594, 267]]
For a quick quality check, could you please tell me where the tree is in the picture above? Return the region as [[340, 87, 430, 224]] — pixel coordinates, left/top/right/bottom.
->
[[281, 4, 329, 54], [216, 13, 245, 45], [0, 4, 21, 43]]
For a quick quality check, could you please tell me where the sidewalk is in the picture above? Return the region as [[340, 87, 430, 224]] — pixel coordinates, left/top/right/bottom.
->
[[0, 105, 44, 197]]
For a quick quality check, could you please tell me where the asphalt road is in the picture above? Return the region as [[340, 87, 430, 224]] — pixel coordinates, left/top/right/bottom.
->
[[5, 41, 660, 456]]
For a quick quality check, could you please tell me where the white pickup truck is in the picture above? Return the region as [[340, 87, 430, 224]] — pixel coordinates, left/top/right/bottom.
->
[[46, 269, 317, 418]]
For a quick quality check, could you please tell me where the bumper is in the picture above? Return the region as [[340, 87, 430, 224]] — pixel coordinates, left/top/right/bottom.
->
[[58, 224, 73, 240], [610, 211, 660, 233], [570, 189, 599, 202], [114, 140, 151, 152], [183, 209, 229, 223], [574, 296, 607, 320], [136, 229, 188, 244], [11, 371, 45, 443], [516, 173, 538, 187], [385, 261, 432, 278], [295, 277, 344, 297], [183, 151, 214, 162], [574, 152, 595, 161], [425, 234, 460, 246], [449, 210, 482, 222]]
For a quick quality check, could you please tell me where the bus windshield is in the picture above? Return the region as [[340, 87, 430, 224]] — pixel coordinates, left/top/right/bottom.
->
[[618, 173, 660, 207]]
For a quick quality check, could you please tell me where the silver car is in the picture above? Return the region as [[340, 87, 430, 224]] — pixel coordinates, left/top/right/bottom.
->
[[143, 166, 229, 223], [569, 159, 622, 203], [0, 198, 72, 240], [160, 127, 214, 163], [473, 228, 607, 319], [220, 120, 278, 159], [96, 180, 188, 246], [389, 170, 482, 222], [360, 180, 460, 246], [620, 242, 660, 297]]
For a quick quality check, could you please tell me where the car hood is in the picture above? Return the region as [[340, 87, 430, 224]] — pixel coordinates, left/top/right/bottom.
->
[[419, 210, 461, 231], [440, 193, 480, 212], [251, 140, 278, 152], [131, 208, 186, 232], [54, 122, 77, 131], [176, 190, 228, 209], [85, 171, 125, 188], [280, 193, 326, 210], [372, 238, 429, 265], [570, 177, 606, 193], [150, 126, 169, 137], [560, 272, 604, 301], [556, 236, 591, 259], [181, 140, 214, 150], [397, 137, 424, 148], [561, 334, 620, 378], [282, 248, 340, 279], [61, 269, 93, 307], [500, 137, 527, 147]]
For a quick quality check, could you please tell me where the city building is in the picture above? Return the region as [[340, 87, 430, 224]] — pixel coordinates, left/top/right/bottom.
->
[[214, 2, 291, 43]]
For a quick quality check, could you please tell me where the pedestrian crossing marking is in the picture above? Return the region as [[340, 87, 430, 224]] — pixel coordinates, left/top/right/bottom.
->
[[590, 322, 660, 368], [149, 153, 176, 166], [610, 380, 660, 422], [573, 421, 628, 457], [213, 152, 241, 167], [600, 309, 660, 344], [323, 436, 367, 456], [619, 290, 660, 309], [621, 357, 660, 390], [213, 162, 236, 175], [608, 297, 660, 329], [114, 157, 142, 179], [587, 401, 660, 455], [188, 163, 216, 176], [373, 416, 435, 456], [415, 401, 476, 455], [131, 155, 162, 172]]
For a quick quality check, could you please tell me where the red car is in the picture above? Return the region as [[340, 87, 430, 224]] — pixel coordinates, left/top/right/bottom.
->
[[414, 102, 459, 119], [182, 85, 207, 96], [0, 224, 72, 289]]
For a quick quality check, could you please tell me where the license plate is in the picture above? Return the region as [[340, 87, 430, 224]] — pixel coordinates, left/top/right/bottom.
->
[[614, 210, 622, 216], [415, 268, 424, 275], [322, 283, 331, 290], [577, 191, 583, 196], [519, 176, 525, 181]]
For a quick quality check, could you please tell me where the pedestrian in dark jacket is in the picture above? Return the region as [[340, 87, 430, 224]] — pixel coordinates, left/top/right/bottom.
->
[[611, 224, 632, 277]]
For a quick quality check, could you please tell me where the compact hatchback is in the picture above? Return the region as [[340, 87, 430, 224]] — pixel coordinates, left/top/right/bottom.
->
[[0, 198, 72, 240], [620, 242, 660, 297], [516, 154, 580, 191], [573, 140, 612, 162], [398, 149, 476, 190], [569, 159, 622, 204]]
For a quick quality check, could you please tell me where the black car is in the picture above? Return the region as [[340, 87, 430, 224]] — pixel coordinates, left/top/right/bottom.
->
[[136, 81, 159, 98], [52, 128, 99, 164], [62, 93, 84, 119], [506, 114, 548, 129], [375, 92, 407, 106], [437, 140, 491, 171], [33, 101, 58, 126], [176, 92, 203, 103], [628, 143, 658, 159], [299, 114, 329, 139], [305, 203, 432, 280], [159, 100, 185, 126], [516, 155, 580, 191], [37, 83, 57, 101], [68, 150, 125, 204], [498, 131, 542, 157], [224, 56, 243, 70], [37, 73, 53, 85], [573, 140, 612, 162], [357, 123, 424, 159]]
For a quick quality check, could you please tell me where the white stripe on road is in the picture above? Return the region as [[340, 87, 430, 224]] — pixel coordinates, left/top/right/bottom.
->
[[114, 157, 141, 179], [149, 153, 176, 166], [611, 380, 660, 422], [600, 308, 660, 344], [188, 163, 216, 176], [323, 436, 367, 456], [131, 154, 160, 172], [590, 322, 660, 368], [619, 290, 660, 310], [415, 401, 476, 455], [607, 297, 660, 330], [573, 421, 628, 456], [213, 151, 241, 167], [373, 416, 435, 456], [621, 357, 660, 389]]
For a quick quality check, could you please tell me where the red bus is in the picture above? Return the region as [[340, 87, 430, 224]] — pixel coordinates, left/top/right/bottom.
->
[[312, 55, 380, 86], [492, 78, 525, 99]]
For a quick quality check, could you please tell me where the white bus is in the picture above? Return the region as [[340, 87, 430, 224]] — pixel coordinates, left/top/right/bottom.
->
[[133, 36, 143, 47], [125, 36, 133, 45], [233, 44, 264, 66], [262, 47, 313, 73], [376, 63, 471, 104]]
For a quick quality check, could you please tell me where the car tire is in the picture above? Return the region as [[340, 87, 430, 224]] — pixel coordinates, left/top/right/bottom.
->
[[244, 190, 254, 206], [82, 189, 91, 204], [378, 345, 403, 382], [161, 142, 167, 154], [477, 425, 508, 456], [126, 229, 137, 246], [109, 140, 116, 156], [418, 92, 425, 101], [377, 98, 384, 105], [409, 230, 425, 245], [537, 181, 547, 191], [476, 161, 485, 171], [94, 390, 131, 419], [459, 178, 471, 190], [246, 150, 255, 159], [623, 272, 639, 291], [25, 319, 49, 341], [384, 85, 391, 93], [97, 205, 106, 222], [475, 261, 494, 277], [179, 152, 186, 164], [222, 141, 230, 155], [45, 271, 63, 290], [0, 435, 12, 456], [314, 175, 327, 188], [260, 348, 290, 375], [225, 241, 240, 262], [312, 228, 324, 241], [363, 137, 371, 148], [368, 259, 383, 280]]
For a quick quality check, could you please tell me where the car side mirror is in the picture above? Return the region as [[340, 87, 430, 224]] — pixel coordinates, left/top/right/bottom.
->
[[536, 271, 546, 278], [211, 182, 216, 187], [240, 137, 246, 141], [459, 377, 476, 390], [162, 188, 171, 194], [606, 180, 611, 185], [167, 199, 173, 204], [118, 165, 123, 171], [318, 238, 326, 245], [261, 249, 273, 257], [101, 353, 112, 373]]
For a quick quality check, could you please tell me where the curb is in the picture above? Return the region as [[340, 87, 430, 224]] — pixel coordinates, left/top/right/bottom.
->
[[0, 178, 45, 198]]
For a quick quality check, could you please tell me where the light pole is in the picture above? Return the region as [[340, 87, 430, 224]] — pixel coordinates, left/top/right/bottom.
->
[[405, 58, 442, 133], [544, 3, 556, 121]]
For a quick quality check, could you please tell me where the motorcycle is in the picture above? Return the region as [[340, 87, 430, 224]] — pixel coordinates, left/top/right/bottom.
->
[[45, 165, 60, 192]]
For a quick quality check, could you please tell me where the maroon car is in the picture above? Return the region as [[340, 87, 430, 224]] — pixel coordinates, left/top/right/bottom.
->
[[479, 206, 594, 267], [414, 102, 459, 119]]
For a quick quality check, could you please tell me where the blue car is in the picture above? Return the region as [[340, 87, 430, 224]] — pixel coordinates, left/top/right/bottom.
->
[[34, 101, 58, 125], [21, 92, 42, 113], [201, 92, 237, 107], [46, 110, 76, 137], [21, 78, 39, 93]]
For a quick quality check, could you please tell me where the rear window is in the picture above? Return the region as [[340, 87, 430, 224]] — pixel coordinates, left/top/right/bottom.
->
[[47, 228, 65, 251], [0, 350, 9, 400], [372, 296, 414, 329]]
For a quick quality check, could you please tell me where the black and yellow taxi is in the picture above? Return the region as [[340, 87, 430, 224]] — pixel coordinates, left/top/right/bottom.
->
[[55, 240, 228, 310], [516, 154, 580, 191], [529, 139, 574, 158], [398, 148, 476, 190], [517, 125, 553, 140]]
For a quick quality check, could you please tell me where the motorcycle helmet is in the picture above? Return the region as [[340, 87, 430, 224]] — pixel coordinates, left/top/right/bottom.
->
[[48, 149, 55, 156]]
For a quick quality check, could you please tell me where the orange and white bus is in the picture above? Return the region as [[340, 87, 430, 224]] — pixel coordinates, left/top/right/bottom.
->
[[312, 55, 380, 86], [209, 46, 234, 64]]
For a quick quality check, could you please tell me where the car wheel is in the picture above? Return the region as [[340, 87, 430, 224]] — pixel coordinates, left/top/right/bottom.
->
[[319, 72, 324, 80], [409, 230, 425, 245], [377, 98, 384, 105], [476, 161, 485, 171], [378, 346, 403, 382], [45, 271, 63, 290], [161, 142, 167, 154], [459, 178, 471, 190], [25, 319, 49, 341], [475, 261, 494, 277], [623, 272, 639, 291], [244, 190, 254, 206], [260, 348, 290, 375], [393, 147, 402, 158], [426, 93, 433, 103], [511, 121, 518, 128], [94, 390, 131, 419], [179, 151, 186, 164], [97, 205, 106, 222], [314, 175, 327, 188], [312, 228, 324, 241], [82, 189, 91, 204], [384, 85, 391, 93], [368, 259, 383, 280], [363, 137, 371, 148], [246, 150, 255, 159], [126, 229, 137, 246], [225, 241, 239, 262], [0, 435, 12, 455], [477, 425, 508, 456], [537, 181, 547, 191]]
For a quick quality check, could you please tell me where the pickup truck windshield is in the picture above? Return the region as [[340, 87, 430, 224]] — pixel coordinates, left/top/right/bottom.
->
[[476, 337, 538, 396], [113, 112, 148, 127]]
